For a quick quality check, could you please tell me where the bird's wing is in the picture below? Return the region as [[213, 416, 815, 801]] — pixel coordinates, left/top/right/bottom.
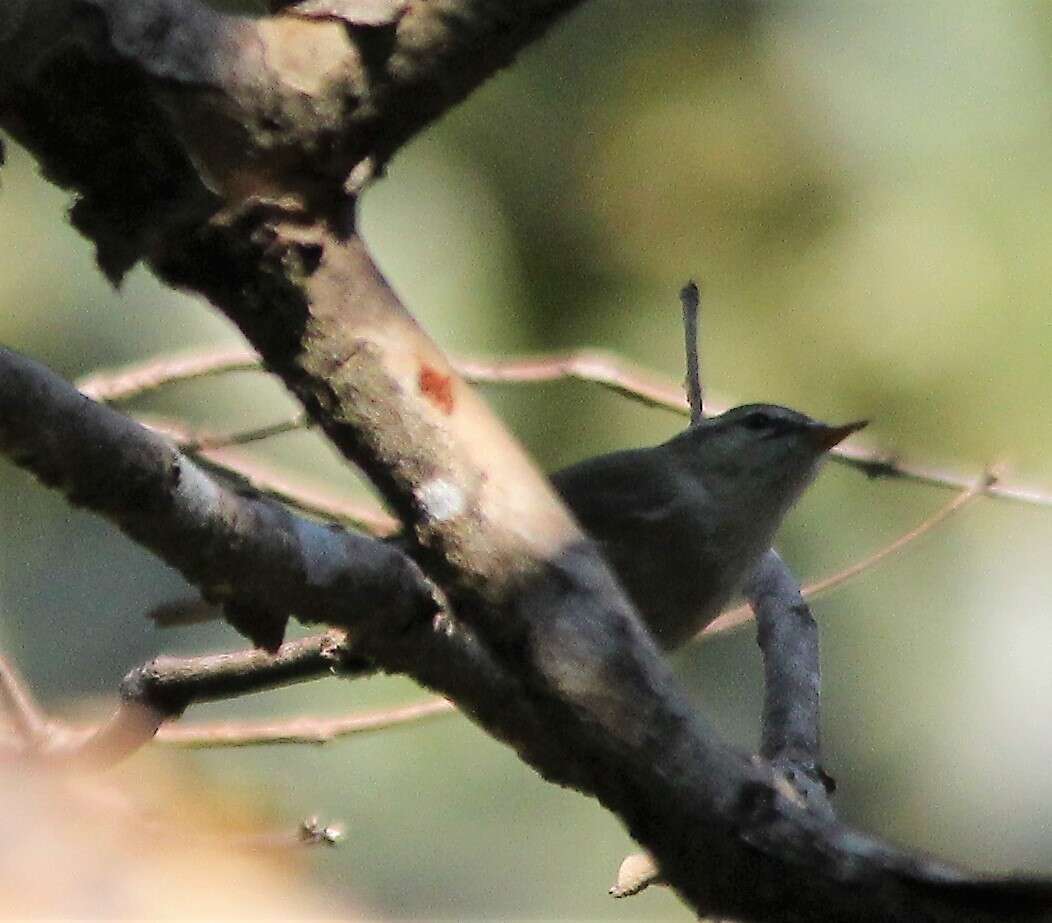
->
[[550, 447, 679, 533]]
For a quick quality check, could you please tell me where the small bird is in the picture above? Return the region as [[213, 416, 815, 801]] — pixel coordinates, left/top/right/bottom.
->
[[551, 404, 865, 650]]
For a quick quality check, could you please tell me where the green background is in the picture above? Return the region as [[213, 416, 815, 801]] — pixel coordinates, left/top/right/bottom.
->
[[4, 1, 1052, 918]]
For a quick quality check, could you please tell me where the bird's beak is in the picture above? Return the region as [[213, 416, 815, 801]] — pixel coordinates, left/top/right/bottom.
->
[[809, 419, 868, 451]]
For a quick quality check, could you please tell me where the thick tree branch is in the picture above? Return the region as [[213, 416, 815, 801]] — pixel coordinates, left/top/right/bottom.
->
[[0, 0, 585, 279], [156, 218, 1052, 920], [0, 346, 432, 649]]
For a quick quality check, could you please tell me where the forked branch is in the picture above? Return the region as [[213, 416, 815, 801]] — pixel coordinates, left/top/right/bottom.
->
[[3, 2, 1052, 920], [0, 346, 431, 650]]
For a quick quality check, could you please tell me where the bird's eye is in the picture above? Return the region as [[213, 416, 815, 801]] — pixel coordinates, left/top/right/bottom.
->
[[741, 411, 770, 431]]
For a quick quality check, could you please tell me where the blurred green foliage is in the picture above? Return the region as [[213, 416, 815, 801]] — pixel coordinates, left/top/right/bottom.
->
[[4, 1, 1052, 918]]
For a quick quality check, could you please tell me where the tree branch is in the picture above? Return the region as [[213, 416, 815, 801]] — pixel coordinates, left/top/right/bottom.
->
[[164, 218, 1052, 920], [0, 346, 432, 650], [4, 2, 1052, 920], [137, 413, 401, 535], [77, 344, 1052, 510], [77, 346, 263, 402], [153, 696, 453, 748], [0, 0, 586, 279], [745, 551, 831, 804], [1, 631, 371, 769]]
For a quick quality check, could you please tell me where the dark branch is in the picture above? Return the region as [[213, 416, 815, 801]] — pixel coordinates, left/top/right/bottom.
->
[[0, 0, 586, 278], [4, 632, 371, 770], [119, 631, 367, 718], [0, 347, 433, 650], [745, 550, 833, 814]]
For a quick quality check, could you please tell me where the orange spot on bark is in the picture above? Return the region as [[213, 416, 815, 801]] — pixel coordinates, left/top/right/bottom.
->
[[419, 364, 455, 414]]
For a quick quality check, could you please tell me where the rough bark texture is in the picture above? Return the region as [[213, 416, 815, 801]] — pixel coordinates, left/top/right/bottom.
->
[[3, 2, 1052, 920], [0, 346, 433, 650]]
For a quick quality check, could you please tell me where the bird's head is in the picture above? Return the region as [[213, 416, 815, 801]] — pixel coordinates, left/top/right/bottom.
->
[[672, 403, 866, 515]]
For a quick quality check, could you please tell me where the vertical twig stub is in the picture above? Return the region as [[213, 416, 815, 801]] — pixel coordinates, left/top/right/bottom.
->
[[680, 280, 703, 425]]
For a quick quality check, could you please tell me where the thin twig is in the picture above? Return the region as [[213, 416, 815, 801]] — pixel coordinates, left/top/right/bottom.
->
[[77, 346, 1052, 510], [831, 443, 1052, 507], [460, 350, 692, 413], [76, 346, 261, 402], [703, 477, 991, 638], [680, 280, 703, 425], [0, 653, 49, 743], [183, 415, 308, 452], [0, 697, 454, 755], [38, 702, 168, 771], [1, 631, 452, 760], [79, 345, 690, 415], [137, 415, 399, 536], [1, 652, 166, 766], [463, 356, 1043, 507], [0, 632, 380, 768], [798, 475, 992, 600], [153, 697, 455, 748], [196, 449, 399, 536]]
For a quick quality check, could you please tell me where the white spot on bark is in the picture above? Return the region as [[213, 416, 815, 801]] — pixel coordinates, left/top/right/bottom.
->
[[174, 458, 222, 518], [416, 478, 464, 522]]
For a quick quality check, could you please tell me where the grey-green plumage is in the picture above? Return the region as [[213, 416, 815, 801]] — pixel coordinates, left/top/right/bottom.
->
[[551, 404, 864, 650]]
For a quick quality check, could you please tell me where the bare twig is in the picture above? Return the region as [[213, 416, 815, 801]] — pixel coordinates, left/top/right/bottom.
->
[[468, 358, 1046, 507], [192, 448, 398, 536], [77, 345, 1052, 509], [36, 702, 169, 771], [79, 344, 689, 415], [0, 632, 380, 770], [119, 631, 368, 715], [831, 443, 1050, 505], [2, 693, 452, 754], [1, 345, 425, 648], [799, 475, 992, 600], [0, 653, 49, 743], [704, 477, 991, 638], [182, 415, 308, 452], [76, 346, 262, 401], [138, 415, 398, 536], [680, 280, 703, 425], [136, 814, 346, 851], [154, 696, 455, 748]]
